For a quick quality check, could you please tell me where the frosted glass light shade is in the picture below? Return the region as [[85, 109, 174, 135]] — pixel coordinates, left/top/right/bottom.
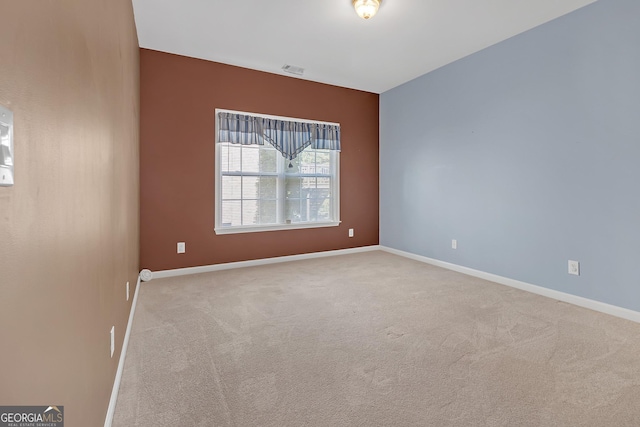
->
[[353, 0, 381, 20]]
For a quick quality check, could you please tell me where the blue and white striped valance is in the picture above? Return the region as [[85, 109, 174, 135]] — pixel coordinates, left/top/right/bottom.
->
[[218, 111, 340, 161]]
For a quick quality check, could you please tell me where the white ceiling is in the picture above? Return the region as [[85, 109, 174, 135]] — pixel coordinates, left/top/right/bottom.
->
[[132, 0, 597, 94]]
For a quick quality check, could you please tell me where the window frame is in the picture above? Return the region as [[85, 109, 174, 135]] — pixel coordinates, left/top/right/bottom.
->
[[214, 109, 341, 235]]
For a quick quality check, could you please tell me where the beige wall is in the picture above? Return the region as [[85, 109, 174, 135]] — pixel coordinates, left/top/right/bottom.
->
[[0, 1, 139, 426]]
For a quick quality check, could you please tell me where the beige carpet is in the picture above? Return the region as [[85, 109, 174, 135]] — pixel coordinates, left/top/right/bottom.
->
[[113, 251, 640, 426]]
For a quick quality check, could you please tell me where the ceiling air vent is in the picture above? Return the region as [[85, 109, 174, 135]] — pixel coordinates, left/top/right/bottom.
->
[[282, 64, 305, 76]]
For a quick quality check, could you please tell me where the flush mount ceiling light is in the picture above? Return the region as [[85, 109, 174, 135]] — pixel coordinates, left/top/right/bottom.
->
[[353, 0, 381, 20]]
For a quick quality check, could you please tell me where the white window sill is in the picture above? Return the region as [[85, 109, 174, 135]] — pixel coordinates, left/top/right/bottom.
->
[[215, 221, 341, 235]]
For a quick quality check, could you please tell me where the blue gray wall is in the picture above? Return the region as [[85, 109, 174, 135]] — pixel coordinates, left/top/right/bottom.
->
[[380, 0, 640, 311]]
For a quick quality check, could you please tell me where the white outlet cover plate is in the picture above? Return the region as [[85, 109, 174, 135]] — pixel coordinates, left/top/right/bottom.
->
[[0, 105, 15, 187], [452, 239, 457, 249], [177, 242, 186, 253], [348, 229, 354, 237], [110, 326, 115, 357], [568, 260, 580, 276]]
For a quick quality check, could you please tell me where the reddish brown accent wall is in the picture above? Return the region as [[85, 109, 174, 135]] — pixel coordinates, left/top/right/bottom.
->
[[140, 49, 379, 271], [0, 1, 139, 426]]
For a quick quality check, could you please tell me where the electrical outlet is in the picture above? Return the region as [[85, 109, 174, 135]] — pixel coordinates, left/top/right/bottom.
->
[[177, 242, 186, 254], [110, 326, 115, 358], [452, 239, 457, 249], [126, 281, 130, 301], [568, 260, 580, 276], [348, 228, 354, 238]]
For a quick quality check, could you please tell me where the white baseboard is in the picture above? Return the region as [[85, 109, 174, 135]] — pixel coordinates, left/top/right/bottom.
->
[[104, 273, 142, 427], [152, 245, 382, 279], [380, 246, 640, 324]]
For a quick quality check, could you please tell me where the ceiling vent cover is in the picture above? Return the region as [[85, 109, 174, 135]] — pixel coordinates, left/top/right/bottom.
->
[[282, 64, 305, 76]]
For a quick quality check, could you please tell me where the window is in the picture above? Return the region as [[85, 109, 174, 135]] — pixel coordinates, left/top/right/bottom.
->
[[215, 110, 340, 234]]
